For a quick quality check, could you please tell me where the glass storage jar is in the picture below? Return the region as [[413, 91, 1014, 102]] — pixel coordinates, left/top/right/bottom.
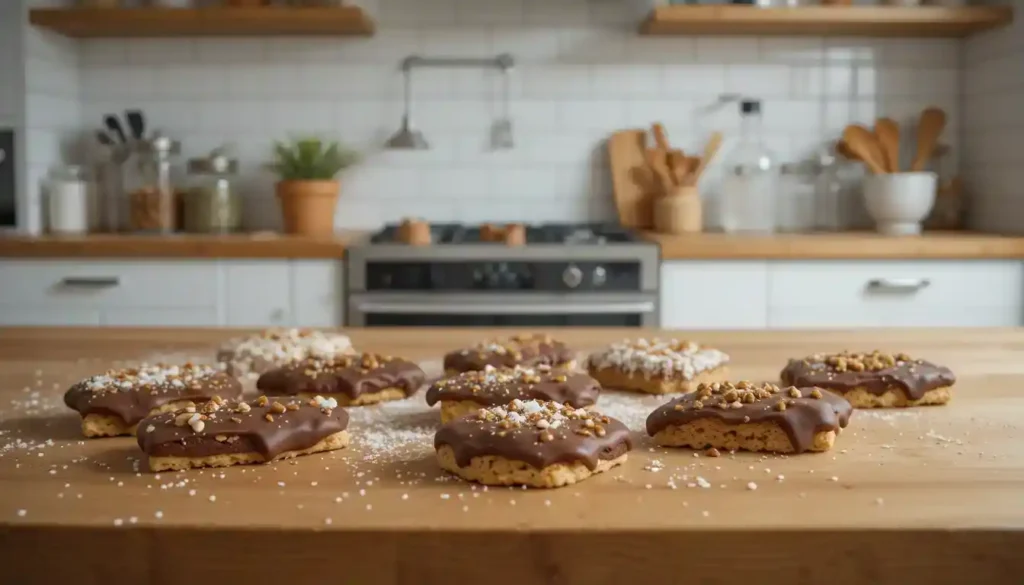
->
[[125, 133, 181, 234], [184, 150, 242, 233], [720, 99, 780, 233]]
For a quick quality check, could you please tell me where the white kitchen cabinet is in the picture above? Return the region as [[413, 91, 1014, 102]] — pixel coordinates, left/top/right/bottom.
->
[[660, 261, 769, 330], [223, 261, 293, 327], [290, 260, 344, 328], [0, 259, 345, 328], [767, 260, 1024, 329]]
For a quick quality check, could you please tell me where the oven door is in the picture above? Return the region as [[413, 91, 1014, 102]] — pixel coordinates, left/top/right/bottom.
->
[[347, 293, 658, 327]]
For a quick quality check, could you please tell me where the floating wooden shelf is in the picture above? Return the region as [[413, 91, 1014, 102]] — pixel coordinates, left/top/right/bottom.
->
[[28, 6, 376, 38], [641, 5, 1014, 37]]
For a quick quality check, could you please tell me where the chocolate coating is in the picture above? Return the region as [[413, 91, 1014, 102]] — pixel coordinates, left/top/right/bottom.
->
[[443, 334, 575, 374], [780, 351, 956, 400], [137, 396, 349, 460], [63, 364, 242, 426], [646, 382, 853, 454], [256, 353, 426, 399], [435, 402, 632, 471], [425, 366, 600, 409]]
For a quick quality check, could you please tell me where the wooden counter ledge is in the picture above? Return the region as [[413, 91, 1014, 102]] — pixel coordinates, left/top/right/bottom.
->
[[643, 230, 1024, 259], [4, 231, 1024, 260], [0, 232, 369, 259], [1, 327, 1023, 584]]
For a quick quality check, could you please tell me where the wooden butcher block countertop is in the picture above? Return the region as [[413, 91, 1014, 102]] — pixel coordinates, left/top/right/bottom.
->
[[3, 231, 1024, 260], [1, 328, 1024, 585]]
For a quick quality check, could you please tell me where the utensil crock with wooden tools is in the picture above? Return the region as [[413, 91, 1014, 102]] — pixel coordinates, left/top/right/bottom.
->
[[654, 186, 702, 234], [839, 106, 946, 236]]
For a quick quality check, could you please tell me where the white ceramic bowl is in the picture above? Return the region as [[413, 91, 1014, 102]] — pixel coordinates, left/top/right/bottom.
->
[[862, 172, 938, 236]]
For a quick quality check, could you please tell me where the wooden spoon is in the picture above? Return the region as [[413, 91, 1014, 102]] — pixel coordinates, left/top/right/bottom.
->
[[651, 123, 671, 152], [874, 117, 900, 173], [835, 140, 861, 162], [668, 150, 687, 186], [685, 131, 723, 187], [910, 107, 947, 172], [645, 148, 673, 194], [841, 125, 888, 174]]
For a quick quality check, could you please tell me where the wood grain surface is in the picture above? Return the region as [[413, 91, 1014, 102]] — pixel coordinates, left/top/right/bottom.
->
[[0, 232, 367, 259], [642, 231, 1024, 260], [4, 231, 1024, 260], [29, 6, 377, 38], [640, 5, 1014, 37], [1, 327, 1023, 585]]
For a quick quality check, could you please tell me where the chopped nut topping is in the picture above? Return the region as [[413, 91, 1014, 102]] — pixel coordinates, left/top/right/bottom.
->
[[705, 447, 721, 458], [236, 402, 251, 413], [539, 432, 554, 442], [774, 401, 787, 412], [265, 414, 274, 422], [587, 338, 728, 381], [810, 388, 823, 399], [173, 413, 193, 427], [788, 387, 802, 398], [270, 401, 287, 414], [257, 396, 269, 407], [230, 416, 242, 423]]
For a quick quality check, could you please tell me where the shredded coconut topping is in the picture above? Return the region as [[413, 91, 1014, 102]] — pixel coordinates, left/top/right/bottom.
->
[[587, 338, 729, 380], [78, 363, 221, 393], [217, 328, 354, 377]]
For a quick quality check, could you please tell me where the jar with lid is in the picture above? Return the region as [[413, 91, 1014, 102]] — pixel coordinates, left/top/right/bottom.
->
[[125, 133, 181, 234], [45, 165, 94, 235], [184, 149, 242, 233], [720, 99, 780, 233]]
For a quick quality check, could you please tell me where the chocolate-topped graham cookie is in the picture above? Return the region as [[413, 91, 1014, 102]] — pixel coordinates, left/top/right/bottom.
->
[[435, 399, 632, 488], [256, 352, 426, 406], [646, 381, 852, 454], [64, 363, 242, 438], [137, 395, 349, 472], [780, 350, 955, 408], [587, 338, 729, 394], [217, 328, 354, 379], [425, 365, 600, 423], [443, 334, 575, 376]]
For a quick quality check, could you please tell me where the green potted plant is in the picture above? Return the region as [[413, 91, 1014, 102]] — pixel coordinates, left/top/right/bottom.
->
[[270, 137, 359, 236]]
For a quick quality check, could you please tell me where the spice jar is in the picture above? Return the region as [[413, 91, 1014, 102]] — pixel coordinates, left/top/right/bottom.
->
[[184, 149, 242, 233], [125, 133, 181, 234]]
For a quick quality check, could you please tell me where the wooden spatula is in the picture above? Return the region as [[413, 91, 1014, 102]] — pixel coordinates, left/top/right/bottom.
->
[[668, 149, 687, 186], [874, 117, 900, 173], [910, 107, 947, 172], [685, 131, 723, 187], [841, 125, 888, 175]]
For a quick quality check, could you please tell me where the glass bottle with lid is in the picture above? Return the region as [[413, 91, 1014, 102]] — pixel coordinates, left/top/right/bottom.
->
[[720, 99, 779, 233], [184, 149, 242, 234], [125, 133, 181, 234]]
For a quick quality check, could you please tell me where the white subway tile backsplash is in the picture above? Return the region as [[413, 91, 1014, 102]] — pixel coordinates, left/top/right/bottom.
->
[[13, 0, 977, 231]]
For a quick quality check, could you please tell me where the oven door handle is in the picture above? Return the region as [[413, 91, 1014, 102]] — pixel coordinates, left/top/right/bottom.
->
[[353, 300, 657, 315]]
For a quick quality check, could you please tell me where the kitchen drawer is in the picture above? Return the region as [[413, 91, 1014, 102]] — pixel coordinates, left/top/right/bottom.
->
[[102, 307, 221, 327], [661, 261, 768, 330], [291, 260, 344, 328], [222, 261, 291, 327], [768, 261, 1024, 310], [0, 260, 220, 309]]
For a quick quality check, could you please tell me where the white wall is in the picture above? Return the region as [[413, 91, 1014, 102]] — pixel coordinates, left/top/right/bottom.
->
[[75, 0, 964, 231], [20, 0, 82, 234], [963, 0, 1024, 234], [30, 0, 966, 231]]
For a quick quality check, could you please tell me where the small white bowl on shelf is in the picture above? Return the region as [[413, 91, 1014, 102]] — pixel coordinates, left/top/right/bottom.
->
[[862, 172, 937, 236]]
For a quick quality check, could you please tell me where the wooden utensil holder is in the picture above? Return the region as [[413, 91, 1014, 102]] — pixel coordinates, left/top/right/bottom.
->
[[653, 187, 702, 234]]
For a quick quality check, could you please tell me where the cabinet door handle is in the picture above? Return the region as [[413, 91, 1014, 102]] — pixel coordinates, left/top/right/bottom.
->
[[60, 277, 121, 288], [866, 278, 930, 293]]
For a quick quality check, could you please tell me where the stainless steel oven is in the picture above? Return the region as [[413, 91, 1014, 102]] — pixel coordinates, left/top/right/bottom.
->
[[348, 292, 658, 327], [345, 223, 661, 328]]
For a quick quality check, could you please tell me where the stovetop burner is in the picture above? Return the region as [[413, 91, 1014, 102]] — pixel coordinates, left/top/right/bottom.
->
[[369, 222, 641, 245]]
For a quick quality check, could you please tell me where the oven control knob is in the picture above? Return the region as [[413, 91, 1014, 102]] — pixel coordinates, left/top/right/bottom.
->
[[592, 266, 607, 286], [562, 264, 583, 289]]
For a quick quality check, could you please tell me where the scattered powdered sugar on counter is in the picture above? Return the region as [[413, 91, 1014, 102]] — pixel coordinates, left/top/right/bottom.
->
[[596, 390, 666, 433]]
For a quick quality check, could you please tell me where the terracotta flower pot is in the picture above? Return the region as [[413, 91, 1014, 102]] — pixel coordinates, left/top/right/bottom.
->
[[276, 180, 339, 236]]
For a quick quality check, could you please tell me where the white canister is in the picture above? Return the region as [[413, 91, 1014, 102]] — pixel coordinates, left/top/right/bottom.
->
[[862, 172, 937, 236], [46, 166, 93, 235]]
